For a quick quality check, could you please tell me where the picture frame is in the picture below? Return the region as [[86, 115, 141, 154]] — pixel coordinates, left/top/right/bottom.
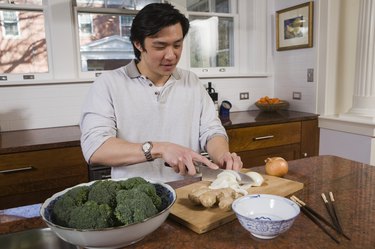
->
[[276, 1, 314, 51]]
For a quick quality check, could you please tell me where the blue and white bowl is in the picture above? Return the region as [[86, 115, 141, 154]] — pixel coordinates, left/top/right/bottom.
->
[[232, 194, 300, 239]]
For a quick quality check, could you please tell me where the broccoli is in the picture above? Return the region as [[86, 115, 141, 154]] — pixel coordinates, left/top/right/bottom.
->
[[88, 180, 121, 208], [66, 185, 90, 206], [51, 186, 90, 227], [115, 189, 158, 225], [135, 183, 162, 210], [68, 201, 114, 229], [118, 177, 148, 190], [50, 177, 169, 229]]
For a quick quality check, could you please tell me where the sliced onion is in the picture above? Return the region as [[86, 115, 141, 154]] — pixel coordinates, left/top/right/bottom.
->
[[245, 172, 264, 187]]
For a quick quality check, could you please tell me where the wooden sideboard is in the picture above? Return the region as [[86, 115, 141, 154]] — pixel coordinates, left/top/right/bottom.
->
[[0, 126, 88, 210], [222, 110, 319, 167]]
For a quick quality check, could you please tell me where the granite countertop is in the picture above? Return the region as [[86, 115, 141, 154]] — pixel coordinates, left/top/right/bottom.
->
[[0, 125, 81, 155], [221, 110, 319, 129], [1, 155, 374, 249]]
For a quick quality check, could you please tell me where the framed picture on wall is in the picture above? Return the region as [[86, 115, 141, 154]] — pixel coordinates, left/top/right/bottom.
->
[[276, 1, 314, 51]]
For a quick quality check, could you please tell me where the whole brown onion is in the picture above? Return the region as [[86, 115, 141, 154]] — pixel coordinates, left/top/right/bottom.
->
[[265, 157, 288, 177]]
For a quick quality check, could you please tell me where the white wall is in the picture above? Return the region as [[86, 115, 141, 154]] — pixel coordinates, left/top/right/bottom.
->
[[0, 84, 89, 131], [272, 0, 318, 114], [0, 76, 274, 132]]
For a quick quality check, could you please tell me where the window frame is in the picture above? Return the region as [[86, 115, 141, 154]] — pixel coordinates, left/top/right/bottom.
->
[[186, 10, 239, 76], [73, 5, 138, 79], [0, 2, 53, 83]]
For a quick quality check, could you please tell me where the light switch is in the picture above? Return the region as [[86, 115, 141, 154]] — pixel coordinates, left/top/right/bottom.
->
[[307, 68, 314, 82]]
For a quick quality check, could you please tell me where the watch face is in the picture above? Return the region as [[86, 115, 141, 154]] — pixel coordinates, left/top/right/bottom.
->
[[143, 142, 151, 151]]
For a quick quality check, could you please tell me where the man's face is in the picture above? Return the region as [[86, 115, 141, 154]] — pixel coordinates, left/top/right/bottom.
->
[[135, 23, 184, 84]]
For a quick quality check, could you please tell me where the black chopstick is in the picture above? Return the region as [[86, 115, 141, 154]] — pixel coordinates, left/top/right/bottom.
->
[[292, 196, 337, 231], [321, 193, 340, 229], [327, 192, 351, 240], [291, 196, 340, 244]]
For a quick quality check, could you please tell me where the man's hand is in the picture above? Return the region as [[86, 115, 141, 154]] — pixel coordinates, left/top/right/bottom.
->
[[157, 142, 219, 176], [217, 151, 243, 171]]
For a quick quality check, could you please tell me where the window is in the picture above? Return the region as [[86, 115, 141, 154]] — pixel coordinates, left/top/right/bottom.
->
[[0, 0, 268, 84], [74, 0, 160, 76], [0, 1, 49, 77], [78, 13, 92, 34], [186, 0, 237, 75], [2, 10, 19, 36]]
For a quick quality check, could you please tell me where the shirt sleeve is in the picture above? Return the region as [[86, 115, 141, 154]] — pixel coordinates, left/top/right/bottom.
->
[[79, 74, 117, 163], [196, 77, 228, 151]]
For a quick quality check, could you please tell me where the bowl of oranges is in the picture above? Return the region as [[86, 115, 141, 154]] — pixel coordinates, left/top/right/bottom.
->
[[255, 96, 289, 112]]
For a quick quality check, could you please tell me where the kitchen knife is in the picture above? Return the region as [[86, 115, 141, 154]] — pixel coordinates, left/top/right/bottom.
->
[[195, 163, 255, 185]]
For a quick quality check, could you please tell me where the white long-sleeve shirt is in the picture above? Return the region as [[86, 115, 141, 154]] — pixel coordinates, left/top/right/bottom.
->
[[80, 60, 227, 182]]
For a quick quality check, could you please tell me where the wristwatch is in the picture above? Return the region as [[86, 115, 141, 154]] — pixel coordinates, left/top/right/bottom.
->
[[142, 141, 153, 161]]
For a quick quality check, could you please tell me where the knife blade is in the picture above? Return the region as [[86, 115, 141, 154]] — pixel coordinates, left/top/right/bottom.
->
[[195, 163, 255, 185]]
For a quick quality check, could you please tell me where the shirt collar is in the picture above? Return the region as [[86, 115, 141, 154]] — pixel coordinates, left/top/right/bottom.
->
[[125, 59, 181, 80]]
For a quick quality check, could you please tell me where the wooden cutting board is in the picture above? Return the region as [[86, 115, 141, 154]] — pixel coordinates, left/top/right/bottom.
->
[[169, 174, 303, 234]]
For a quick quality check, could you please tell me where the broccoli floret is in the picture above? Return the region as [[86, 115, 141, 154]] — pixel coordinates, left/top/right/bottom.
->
[[115, 189, 158, 225], [88, 180, 121, 208], [52, 195, 77, 227], [118, 177, 148, 190], [135, 183, 162, 210], [66, 185, 90, 206], [68, 201, 114, 229], [51, 186, 90, 226]]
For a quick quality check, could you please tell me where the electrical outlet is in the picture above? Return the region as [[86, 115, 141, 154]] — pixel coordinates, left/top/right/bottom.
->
[[293, 92, 302, 100], [307, 68, 314, 82], [239, 92, 249, 100]]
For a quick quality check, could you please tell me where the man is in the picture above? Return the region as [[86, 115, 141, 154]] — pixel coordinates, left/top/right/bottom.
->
[[80, 3, 243, 182]]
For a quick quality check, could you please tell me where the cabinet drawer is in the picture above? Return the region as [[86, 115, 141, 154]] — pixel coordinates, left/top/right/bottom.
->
[[0, 147, 88, 208], [238, 144, 301, 168], [227, 122, 301, 152]]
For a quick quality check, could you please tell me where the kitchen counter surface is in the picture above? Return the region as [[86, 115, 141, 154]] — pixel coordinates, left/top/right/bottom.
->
[[221, 109, 319, 129], [1, 155, 374, 249], [0, 125, 81, 154]]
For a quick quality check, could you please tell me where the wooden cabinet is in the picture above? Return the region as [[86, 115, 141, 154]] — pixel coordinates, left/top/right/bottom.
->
[[226, 117, 319, 168], [0, 126, 88, 209]]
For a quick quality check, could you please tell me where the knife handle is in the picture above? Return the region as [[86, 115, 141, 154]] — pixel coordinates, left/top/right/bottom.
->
[[164, 162, 202, 174]]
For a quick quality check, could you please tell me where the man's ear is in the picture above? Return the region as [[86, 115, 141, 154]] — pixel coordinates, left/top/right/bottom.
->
[[133, 41, 143, 52]]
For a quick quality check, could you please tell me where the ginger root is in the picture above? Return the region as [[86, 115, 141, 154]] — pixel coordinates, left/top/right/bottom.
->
[[188, 187, 241, 210], [188, 186, 211, 205]]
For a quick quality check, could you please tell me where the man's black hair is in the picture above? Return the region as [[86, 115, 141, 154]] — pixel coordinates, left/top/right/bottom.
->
[[130, 3, 190, 60]]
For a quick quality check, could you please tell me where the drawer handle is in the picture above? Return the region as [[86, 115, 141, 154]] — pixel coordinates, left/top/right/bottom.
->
[[0, 166, 34, 174], [253, 135, 274, 141], [101, 174, 111, 179]]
